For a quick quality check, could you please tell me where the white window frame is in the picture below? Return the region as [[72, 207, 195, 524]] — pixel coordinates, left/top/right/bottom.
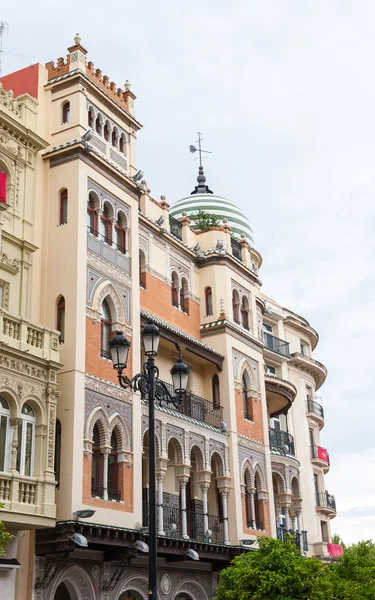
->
[[263, 323, 273, 333], [0, 399, 10, 472], [265, 364, 276, 375], [17, 406, 35, 476]]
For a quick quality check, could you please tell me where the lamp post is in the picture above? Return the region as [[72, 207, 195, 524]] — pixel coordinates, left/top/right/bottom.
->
[[109, 323, 190, 600]]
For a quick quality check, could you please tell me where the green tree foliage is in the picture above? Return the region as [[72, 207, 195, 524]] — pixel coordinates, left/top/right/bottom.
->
[[328, 541, 375, 600], [190, 209, 221, 230], [332, 533, 346, 549], [215, 536, 333, 600], [0, 510, 12, 557], [215, 537, 375, 600]]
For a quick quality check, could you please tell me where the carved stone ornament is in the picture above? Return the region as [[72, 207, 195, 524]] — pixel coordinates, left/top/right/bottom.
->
[[0, 250, 20, 274], [87, 252, 131, 287], [0, 83, 20, 117], [160, 573, 172, 595], [85, 374, 132, 404], [175, 580, 208, 600]]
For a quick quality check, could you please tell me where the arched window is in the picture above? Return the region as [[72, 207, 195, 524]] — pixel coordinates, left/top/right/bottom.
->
[[232, 290, 240, 322], [54, 582, 73, 600], [54, 420, 61, 489], [212, 374, 220, 409], [181, 278, 189, 315], [241, 296, 249, 330], [139, 250, 146, 289], [100, 203, 112, 244], [57, 296, 65, 344], [119, 133, 126, 154], [104, 120, 110, 142], [115, 211, 127, 253], [0, 397, 10, 472], [175, 595, 194, 600], [88, 106, 94, 128], [95, 113, 102, 135], [62, 102, 70, 124], [171, 271, 179, 308], [108, 430, 120, 501], [59, 189, 68, 225], [100, 299, 112, 359], [16, 404, 35, 476], [254, 471, 263, 530], [119, 592, 143, 600], [242, 372, 253, 420], [87, 194, 98, 233], [111, 127, 118, 148], [91, 423, 103, 498], [244, 470, 252, 527], [205, 287, 213, 316]]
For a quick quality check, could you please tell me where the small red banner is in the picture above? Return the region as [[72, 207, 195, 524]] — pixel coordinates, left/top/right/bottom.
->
[[328, 543, 343, 557], [0, 172, 6, 203], [317, 446, 329, 463]]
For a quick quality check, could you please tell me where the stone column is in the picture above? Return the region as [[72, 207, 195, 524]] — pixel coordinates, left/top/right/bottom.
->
[[220, 490, 230, 545], [201, 483, 209, 534], [249, 488, 256, 529], [297, 512, 304, 552], [102, 447, 110, 501], [179, 480, 189, 539], [177, 285, 182, 310], [10, 418, 21, 473], [156, 472, 165, 536]]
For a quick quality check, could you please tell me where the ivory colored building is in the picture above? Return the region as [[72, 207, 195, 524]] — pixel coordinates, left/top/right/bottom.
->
[[0, 36, 336, 600]]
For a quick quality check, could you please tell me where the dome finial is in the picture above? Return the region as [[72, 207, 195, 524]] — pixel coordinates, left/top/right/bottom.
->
[[189, 132, 213, 195]]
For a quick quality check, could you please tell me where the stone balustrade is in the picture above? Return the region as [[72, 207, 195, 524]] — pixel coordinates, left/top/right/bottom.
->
[[0, 309, 60, 363]]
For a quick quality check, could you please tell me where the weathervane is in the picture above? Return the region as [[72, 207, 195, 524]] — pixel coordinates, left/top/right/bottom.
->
[[189, 133, 213, 195], [189, 132, 211, 168]]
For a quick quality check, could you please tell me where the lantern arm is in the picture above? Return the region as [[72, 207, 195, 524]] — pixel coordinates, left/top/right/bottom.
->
[[154, 379, 183, 409], [117, 371, 149, 396]]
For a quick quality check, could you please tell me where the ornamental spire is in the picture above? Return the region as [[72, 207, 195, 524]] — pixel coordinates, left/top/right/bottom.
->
[[189, 132, 213, 195]]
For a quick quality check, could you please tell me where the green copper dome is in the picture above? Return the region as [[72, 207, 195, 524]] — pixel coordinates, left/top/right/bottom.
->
[[170, 166, 253, 244]]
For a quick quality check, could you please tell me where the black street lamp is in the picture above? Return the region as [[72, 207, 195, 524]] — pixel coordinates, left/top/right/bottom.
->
[[109, 323, 190, 600]]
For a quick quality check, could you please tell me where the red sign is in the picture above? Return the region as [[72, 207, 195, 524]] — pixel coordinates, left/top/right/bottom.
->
[[317, 446, 329, 464], [0, 172, 6, 203], [328, 543, 343, 557]]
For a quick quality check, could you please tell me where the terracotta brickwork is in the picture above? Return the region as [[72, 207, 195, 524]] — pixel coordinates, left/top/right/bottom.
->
[[235, 387, 264, 442], [140, 273, 201, 338], [82, 453, 133, 512], [241, 494, 270, 537], [85, 316, 132, 383]]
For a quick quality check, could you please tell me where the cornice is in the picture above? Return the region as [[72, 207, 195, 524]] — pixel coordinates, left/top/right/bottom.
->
[[200, 319, 263, 353], [43, 141, 140, 201], [0, 110, 48, 151], [44, 69, 142, 131], [289, 352, 327, 390], [284, 316, 319, 351]]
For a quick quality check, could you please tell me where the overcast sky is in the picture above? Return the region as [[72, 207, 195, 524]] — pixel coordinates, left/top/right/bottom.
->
[[3, 1, 375, 545]]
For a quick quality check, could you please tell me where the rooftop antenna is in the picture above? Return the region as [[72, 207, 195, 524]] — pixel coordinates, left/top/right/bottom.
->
[[0, 22, 9, 77], [189, 132, 213, 195]]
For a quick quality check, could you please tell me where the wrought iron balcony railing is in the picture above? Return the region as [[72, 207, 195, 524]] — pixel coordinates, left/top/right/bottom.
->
[[307, 399, 324, 420], [269, 428, 295, 456], [142, 503, 224, 543], [264, 332, 290, 358], [156, 381, 223, 428], [247, 520, 264, 531], [91, 486, 121, 501], [316, 492, 336, 511], [100, 348, 111, 359], [277, 525, 308, 551]]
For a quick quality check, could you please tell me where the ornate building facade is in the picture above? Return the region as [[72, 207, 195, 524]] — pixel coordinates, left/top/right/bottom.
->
[[0, 36, 335, 600]]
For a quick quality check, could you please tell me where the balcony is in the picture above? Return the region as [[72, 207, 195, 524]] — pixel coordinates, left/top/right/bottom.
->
[[306, 399, 325, 428], [277, 525, 308, 552], [310, 445, 330, 472], [143, 502, 224, 544], [87, 225, 130, 274], [315, 492, 336, 516], [265, 374, 297, 417], [269, 428, 295, 456], [0, 473, 56, 529], [91, 485, 121, 502], [264, 332, 290, 358], [169, 215, 182, 240], [0, 309, 60, 363], [156, 381, 223, 429], [290, 353, 327, 389]]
